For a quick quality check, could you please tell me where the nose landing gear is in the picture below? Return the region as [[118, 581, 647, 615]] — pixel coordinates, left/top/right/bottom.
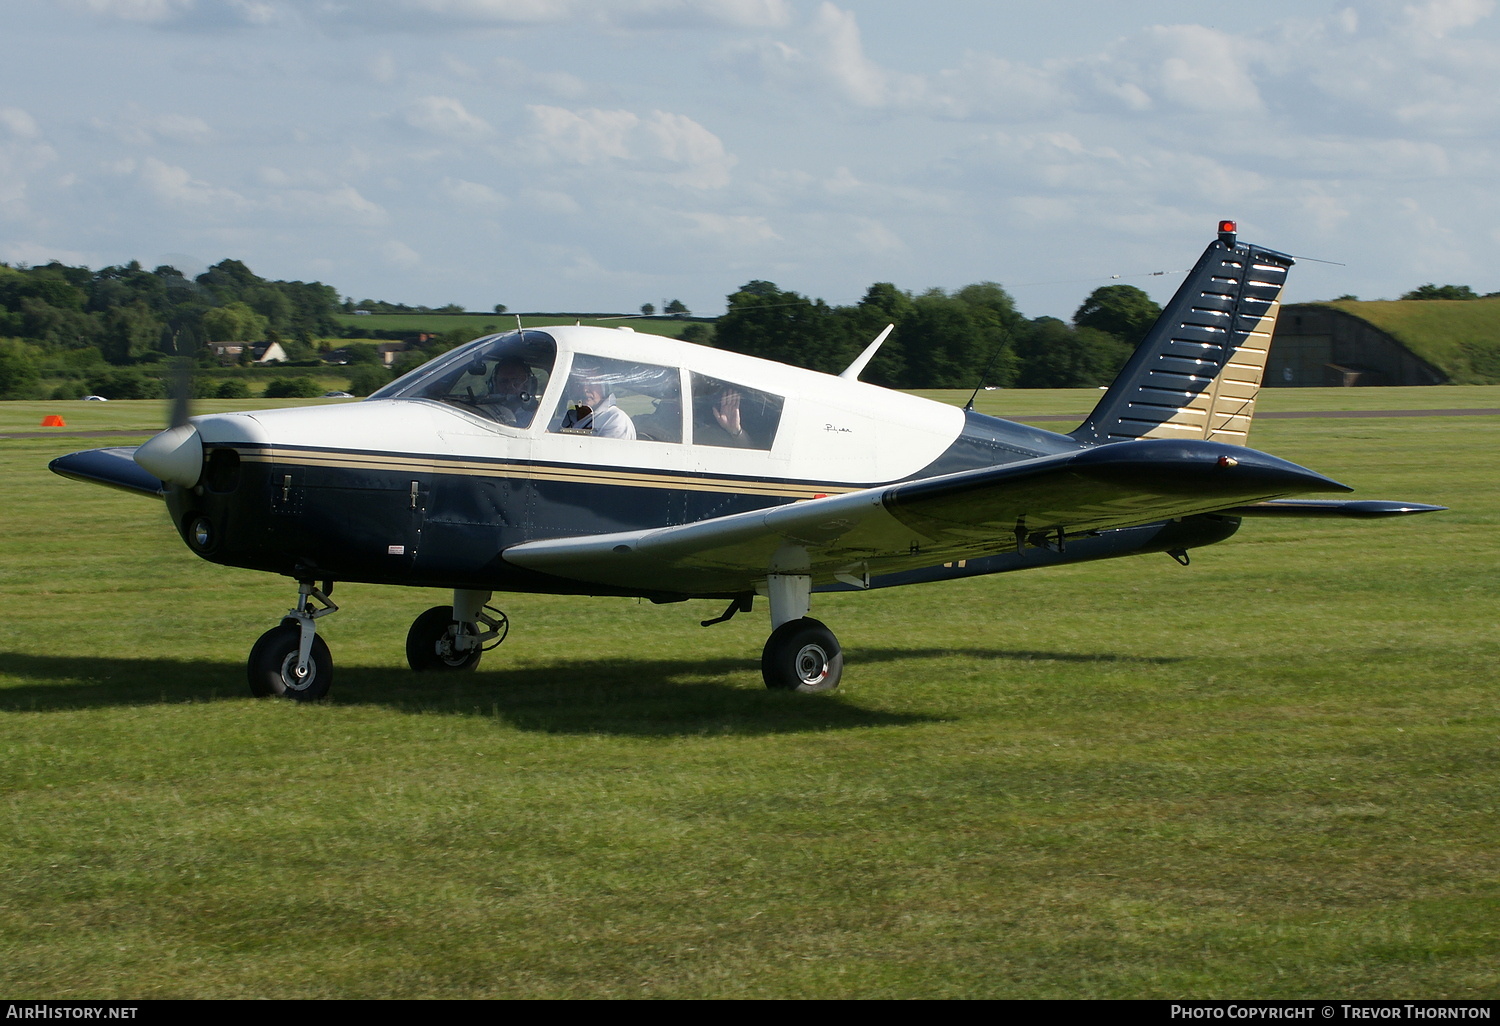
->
[[247, 580, 338, 700]]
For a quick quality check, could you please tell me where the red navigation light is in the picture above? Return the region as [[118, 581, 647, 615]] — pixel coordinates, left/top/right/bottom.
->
[[1219, 220, 1237, 234]]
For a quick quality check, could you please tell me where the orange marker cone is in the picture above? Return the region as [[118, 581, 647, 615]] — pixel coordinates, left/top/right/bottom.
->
[[41, 415, 66, 427]]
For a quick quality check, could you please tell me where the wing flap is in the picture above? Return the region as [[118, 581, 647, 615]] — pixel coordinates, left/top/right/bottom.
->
[[504, 438, 1350, 595]]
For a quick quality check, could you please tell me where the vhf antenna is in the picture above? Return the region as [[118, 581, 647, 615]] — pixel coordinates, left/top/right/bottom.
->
[[962, 341, 1007, 412]]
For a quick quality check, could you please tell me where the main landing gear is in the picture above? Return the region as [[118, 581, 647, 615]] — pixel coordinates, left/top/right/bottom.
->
[[246, 582, 509, 699], [758, 574, 842, 693], [405, 590, 508, 672]]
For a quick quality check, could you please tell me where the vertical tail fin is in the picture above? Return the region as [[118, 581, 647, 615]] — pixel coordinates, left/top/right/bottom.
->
[[1071, 224, 1294, 447]]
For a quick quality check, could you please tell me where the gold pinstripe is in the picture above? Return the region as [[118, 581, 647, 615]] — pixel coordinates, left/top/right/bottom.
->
[[228, 446, 858, 499]]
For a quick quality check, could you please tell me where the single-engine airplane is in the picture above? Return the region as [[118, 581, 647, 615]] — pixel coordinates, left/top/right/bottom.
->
[[50, 222, 1442, 699]]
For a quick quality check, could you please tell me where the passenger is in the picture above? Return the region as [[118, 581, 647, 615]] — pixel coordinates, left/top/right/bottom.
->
[[695, 386, 754, 447], [561, 370, 636, 439]]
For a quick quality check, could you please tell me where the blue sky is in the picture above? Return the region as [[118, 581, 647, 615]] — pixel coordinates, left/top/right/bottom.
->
[[4, 0, 1500, 320]]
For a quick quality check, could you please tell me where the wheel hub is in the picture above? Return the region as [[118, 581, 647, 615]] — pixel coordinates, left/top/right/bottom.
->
[[278, 652, 316, 691], [794, 643, 829, 685]]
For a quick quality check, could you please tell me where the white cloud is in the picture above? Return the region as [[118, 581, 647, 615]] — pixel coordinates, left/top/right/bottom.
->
[[66, 0, 196, 21], [381, 239, 422, 267], [518, 188, 582, 216], [135, 156, 247, 209], [91, 107, 213, 146], [0, 107, 41, 139], [264, 184, 388, 226], [442, 177, 507, 210], [1403, 0, 1495, 37], [526, 105, 735, 187], [678, 211, 780, 247], [492, 57, 587, 100], [399, 96, 493, 140]]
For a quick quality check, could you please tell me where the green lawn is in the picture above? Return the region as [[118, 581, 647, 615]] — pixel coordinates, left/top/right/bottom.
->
[[0, 392, 1495, 997]]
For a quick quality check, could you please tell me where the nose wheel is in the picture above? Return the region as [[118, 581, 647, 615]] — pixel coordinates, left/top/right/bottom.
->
[[248, 624, 333, 700], [247, 579, 337, 701]]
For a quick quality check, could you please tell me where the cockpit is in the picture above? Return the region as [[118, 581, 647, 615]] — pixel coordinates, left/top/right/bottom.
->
[[368, 330, 558, 429], [368, 328, 786, 450]]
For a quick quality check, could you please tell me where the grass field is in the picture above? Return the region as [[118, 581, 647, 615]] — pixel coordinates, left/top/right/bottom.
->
[[1, 389, 1496, 998]]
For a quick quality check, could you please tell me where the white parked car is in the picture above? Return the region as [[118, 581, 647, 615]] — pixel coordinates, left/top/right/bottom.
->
[[81, 395, 109, 401]]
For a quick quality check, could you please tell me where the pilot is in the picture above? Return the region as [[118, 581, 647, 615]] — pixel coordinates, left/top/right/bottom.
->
[[560, 370, 636, 439], [489, 356, 538, 428], [694, 386, 753, 447]]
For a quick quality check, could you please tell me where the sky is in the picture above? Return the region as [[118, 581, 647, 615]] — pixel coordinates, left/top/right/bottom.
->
[[4, 0, 1500, 321]]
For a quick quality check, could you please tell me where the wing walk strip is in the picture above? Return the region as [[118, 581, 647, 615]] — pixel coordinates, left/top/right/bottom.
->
[[228, 445, 858, 500]]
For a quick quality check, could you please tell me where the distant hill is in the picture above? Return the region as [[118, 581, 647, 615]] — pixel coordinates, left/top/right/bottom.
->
[[1313, 298, 1500, 384]]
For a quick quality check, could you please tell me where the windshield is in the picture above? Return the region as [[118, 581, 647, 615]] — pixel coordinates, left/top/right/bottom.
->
[[367, 330, 557, 429]]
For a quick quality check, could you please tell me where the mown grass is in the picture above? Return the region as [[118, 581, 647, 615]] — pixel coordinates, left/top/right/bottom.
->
[[0, 394, 1495, 998]]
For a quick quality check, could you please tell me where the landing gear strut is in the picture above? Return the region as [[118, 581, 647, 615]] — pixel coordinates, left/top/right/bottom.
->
[[759, 573, 843, 693], [406, 589, 508, 672], [248, 579, 338, 700]]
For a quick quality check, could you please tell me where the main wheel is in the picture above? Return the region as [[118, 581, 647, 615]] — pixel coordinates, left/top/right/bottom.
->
[[761, 617, 843, 693], [406, 605, 482, 672], [247, 623, 333, 701]]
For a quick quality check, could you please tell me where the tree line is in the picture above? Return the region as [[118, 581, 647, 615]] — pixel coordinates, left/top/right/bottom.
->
[[0, 251, 1178, 400], [706, 279, 1162, 389], [0, 257, 343, 399]]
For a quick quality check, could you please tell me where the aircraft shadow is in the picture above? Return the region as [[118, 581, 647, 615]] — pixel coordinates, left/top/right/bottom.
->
[[0, 650, 928, 736], [0, 646, 1177, 736]]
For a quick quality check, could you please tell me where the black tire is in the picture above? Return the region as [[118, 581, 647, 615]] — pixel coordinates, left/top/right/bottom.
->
[[247, 624, 333, 701], [406, 605, 482, 672], [761, 617, 843, 693]]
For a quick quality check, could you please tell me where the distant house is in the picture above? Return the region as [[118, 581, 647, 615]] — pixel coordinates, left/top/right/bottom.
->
[[377, 342, 408, 367], [251, 341, 289, 364], [207, 342, 243, 365], [207, 341, 289, 366]]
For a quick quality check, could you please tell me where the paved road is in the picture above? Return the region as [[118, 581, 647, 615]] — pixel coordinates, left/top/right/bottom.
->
[[5, 408, 1500, 440]]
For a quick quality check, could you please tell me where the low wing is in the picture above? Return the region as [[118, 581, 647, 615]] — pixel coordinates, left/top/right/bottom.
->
[[504, 438, 1355, 595], [48, 446, 165, 498]]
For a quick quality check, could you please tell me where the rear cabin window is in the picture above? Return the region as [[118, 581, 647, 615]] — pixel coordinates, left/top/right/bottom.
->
[[547, 356, 682, 443], [689, 373, 784, 450]]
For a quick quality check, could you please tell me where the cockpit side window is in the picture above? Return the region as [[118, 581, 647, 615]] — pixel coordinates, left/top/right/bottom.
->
[[547, 356, 682, 443], [367, 330, 557, 429], [689, 373, 784, 450]]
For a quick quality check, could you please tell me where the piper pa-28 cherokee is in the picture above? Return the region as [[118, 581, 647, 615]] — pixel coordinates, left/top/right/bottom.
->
[[51, 222, 1442, 699]]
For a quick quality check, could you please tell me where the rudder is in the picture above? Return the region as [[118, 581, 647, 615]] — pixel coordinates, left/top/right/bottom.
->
[[1071, 223, 1294, 447]]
